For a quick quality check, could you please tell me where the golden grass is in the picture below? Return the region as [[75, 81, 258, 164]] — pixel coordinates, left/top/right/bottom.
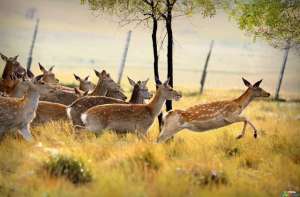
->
[[0, 89, 300, 197]]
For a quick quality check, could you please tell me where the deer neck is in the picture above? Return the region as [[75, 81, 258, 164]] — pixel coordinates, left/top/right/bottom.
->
[[234, 88, 254, 110], [90, 79, 107, 96], [23, 89, 40, 110], [129, 87, 144, 104], [147, 88, 166, 118]]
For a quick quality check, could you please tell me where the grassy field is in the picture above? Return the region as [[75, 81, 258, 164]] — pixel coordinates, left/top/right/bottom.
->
[[0, 89, 299, 197]]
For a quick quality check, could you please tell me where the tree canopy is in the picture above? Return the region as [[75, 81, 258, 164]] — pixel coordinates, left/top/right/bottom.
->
[[227, 0, 300, 49]]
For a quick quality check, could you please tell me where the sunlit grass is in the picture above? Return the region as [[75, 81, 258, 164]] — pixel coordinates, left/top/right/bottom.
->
[[0, 89, 299, 196]]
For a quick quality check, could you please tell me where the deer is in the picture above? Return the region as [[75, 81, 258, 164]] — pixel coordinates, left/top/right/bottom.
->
[[3, 77, 81, 105], [1, 53, 33, 80], [80, 79, 181, 136], [74, 74, 95, 92], [157, 78, 271, 143], [0, 80, 40, 141], [32, 88, 87, 126], [89, 69, 127, 100], [67, 76, 152, 126], [34, 63, 59, 84]]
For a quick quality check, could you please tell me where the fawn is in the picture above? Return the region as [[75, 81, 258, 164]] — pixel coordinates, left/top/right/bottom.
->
[[80, 79, 181, 136], [74, 74, 95, 92], [67, 77, 152, 126], [0, 53, 32, 80], [0, 80, 40, 141], [35, 63, 59, 84], [157, 78, 270, 143]]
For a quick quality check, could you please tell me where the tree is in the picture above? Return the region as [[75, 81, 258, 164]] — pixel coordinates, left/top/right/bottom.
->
[[158, 0, 216, 111], [81, 0, 216, 129], [226, 0, 300, 100]]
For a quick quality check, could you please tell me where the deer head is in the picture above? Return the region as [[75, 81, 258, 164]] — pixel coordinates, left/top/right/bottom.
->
[[38, 63, 59, 83], [157, 78, 182, 101], [1, 53, 26, 80], [128, 77, 152, 103], [242, 78, 270, 98], [91, 69, 125, 99], [74, 74, 94, 92]]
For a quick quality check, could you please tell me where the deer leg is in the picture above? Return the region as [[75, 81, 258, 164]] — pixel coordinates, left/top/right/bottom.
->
[[225, 116, 258, 139], [236, 120, 247, 139], [245, 119, 258, 138], [18, 125, 33, 142]]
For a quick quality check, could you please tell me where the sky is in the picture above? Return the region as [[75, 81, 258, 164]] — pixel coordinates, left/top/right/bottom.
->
[[0, 0, 299, 97]]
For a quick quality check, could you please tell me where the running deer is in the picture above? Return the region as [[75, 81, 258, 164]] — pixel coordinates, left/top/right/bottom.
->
[[32, 88, 87, 125], [74, 74, 95, 92], [67, 77, 152, 126], [0, 53, 32, 80], [80, 79, 181, 136], [0, 80, 40, 141], [157, 78, 270, 143], [90, 69, 127, 100], [35, 63, 59, 84]]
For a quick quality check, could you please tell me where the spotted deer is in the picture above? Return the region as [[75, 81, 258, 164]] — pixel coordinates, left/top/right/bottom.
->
[[32, 88, 87, 125], [0, 80, 40, 141], [35, 63, 59, 84], [67, 77, 152, 126], [1, 53, 32, 80], [74, 74, 95, 92], [157, 78, 270, 143], [80, 79, 181, 136]]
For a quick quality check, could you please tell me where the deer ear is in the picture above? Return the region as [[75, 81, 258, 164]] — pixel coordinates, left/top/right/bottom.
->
[[127, 76, 136, 86], [242, 77, 252, 87], [163, 78, 170, 86], [0, 53, 8, 61], [49, 65, 55, 72], [253, 79, 262, 88], [26, 69, 35, 79], [142, 78, 149, 86], [74, 74, 80, 81], [39, 63, 46, 73], [94, 69, 101, 78], [84, 76, 89, 81], [12, 55, 18, 61]]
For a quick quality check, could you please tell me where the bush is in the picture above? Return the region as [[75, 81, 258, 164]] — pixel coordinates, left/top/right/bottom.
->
[[44, 154, 92, 184]]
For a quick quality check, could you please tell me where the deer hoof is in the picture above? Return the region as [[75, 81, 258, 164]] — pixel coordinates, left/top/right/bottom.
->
[[236, 134, 243, 139], [254, 133, 258, 138]]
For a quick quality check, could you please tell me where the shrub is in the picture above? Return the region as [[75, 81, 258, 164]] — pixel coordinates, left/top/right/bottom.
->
[[44, 154, 92, 184]]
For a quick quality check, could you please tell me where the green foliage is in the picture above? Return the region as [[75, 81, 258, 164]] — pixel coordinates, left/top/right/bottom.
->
[[44, 154, 92, 184], [81, 0, 216, 25], [227, 0, 300, 48]]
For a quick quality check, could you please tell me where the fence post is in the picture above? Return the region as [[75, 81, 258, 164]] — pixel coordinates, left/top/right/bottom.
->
[[200, 40, 214, 94], [117, 30, 132, 84], [274, 40, 290, 100], [26, 18, 40, 71]]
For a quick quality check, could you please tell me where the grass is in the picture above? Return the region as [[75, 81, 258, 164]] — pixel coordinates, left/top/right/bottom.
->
[[0, 89, 299, 197]]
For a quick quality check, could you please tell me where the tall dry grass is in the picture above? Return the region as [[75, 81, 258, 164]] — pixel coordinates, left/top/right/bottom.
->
[[0, 89, 299, 197]]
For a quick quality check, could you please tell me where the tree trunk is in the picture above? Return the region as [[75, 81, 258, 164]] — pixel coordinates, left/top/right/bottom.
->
[[165, 6, 173, 112], [151, 15, 163, 130]]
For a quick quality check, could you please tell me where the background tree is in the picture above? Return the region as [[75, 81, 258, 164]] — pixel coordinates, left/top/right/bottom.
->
[[226, 0, 300, 100], [158, 0, 216, 111]]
